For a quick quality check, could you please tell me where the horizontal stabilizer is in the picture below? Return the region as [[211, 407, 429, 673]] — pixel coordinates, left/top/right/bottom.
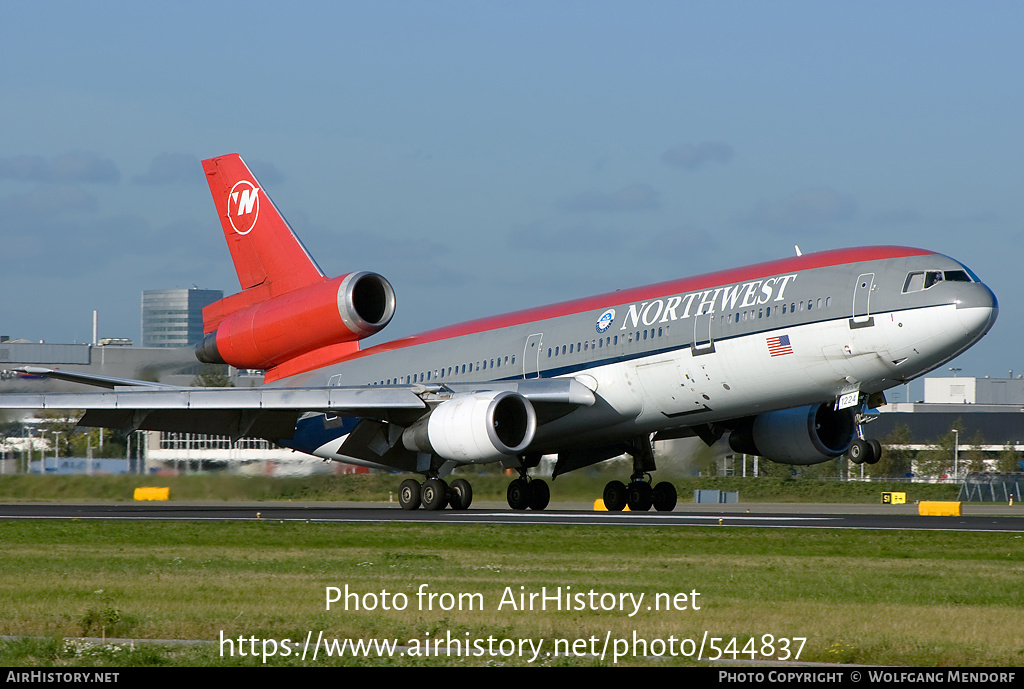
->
[[15, 367, 179, 390]]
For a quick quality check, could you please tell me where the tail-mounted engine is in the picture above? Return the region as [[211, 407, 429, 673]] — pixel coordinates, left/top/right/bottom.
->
[[196, 271, 395, 370], [728, 403, 856, 465], [402, 390, 537, 463]]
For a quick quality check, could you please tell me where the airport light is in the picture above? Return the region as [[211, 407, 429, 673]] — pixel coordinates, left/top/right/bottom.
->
[[951, 428, 959, 480]]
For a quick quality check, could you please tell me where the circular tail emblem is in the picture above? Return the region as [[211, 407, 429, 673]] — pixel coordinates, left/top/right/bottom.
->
[[227, 180, 260, 235], [596, 308, 615, 333]]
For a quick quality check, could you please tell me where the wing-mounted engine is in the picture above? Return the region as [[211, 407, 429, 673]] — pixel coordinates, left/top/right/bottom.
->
[[728, 403, 856, 465], [196, 271, 396, 370], [402, 390, 537, 463]]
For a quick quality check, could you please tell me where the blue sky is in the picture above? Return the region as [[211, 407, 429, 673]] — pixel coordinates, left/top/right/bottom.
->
[[1, 2, 1020, 397]]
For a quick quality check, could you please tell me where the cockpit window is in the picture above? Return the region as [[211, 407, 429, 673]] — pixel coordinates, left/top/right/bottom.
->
[[903, 269, 974, 293], [903, 272, 925, 293]]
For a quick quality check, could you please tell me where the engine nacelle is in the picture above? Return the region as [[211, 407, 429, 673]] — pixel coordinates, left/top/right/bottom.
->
[[728, 403, 856, 465], [402, 391, 537, 463], [196, 271, 395, 370]]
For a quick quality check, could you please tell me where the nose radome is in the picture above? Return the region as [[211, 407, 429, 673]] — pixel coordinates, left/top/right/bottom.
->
[[956, 283, 998, 339]]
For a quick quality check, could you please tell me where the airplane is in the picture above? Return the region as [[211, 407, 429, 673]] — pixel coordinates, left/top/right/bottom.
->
[[1, 154, 998, 512]]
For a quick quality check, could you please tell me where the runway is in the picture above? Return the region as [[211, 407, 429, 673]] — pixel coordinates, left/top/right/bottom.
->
[[1, 501, 1021, 532]]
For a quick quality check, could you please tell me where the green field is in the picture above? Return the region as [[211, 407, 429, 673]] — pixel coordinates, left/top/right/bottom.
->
[[1, 518, 1021, 667]]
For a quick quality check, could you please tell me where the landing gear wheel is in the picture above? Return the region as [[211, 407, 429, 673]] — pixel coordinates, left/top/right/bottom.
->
[[507, 478, 530, 510], [866, 439, 882, 465], [449, 478, 473, 510], [398, 479, 421, 511], [603, 480, 627, 512], [652, 481, 677, 512], [627, 481, 653, 512], [528, 479, 550, 511], [421, 478, 449, 511], [848, 438, 869, 464]]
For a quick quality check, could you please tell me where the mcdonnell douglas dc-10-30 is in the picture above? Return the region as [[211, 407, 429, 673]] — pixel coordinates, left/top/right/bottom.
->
[[2, 154, 998, 512]]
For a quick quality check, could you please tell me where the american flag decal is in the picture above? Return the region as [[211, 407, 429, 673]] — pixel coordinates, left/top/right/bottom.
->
[[766, 334, 793, 357]]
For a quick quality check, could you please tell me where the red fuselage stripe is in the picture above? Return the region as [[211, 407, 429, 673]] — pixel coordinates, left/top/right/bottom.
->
[[327, 246, 933, 366]]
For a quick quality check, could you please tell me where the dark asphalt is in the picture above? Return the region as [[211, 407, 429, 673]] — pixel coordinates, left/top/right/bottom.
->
[[0, 501, 1020, 532]]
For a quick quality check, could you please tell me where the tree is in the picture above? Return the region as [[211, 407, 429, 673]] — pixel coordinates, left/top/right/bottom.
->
[[963, 430, 989, 473], [915, 430, 955, 479], [37, 409, 79, 459], [997, 445, 1023, 473], [191, 364, 233, 388], [870, 423, 915, 478]]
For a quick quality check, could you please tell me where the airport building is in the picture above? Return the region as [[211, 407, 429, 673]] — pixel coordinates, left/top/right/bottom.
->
[[0, 339, 203, 391], [873, 376, 1024, 453], [141, 288, 222, 348]]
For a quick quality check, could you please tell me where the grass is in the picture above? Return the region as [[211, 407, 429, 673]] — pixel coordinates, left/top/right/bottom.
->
[[0, 520, 1021, 667]]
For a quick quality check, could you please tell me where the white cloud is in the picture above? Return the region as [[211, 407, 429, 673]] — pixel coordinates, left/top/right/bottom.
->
[[745, 188, 857, 233], [0, 153, 119, 184], [558, 184, 660, 213], [661, 142, 733, 171]]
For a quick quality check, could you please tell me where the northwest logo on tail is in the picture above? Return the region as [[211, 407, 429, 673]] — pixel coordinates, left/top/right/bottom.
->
[[227, 180, 260, 235]]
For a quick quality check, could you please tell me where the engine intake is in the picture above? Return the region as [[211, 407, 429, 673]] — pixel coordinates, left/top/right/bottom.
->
[[402, 391, 537, 463], [728, 403, 856, 465]]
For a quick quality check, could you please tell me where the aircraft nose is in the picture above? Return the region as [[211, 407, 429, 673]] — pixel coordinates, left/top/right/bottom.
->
[[956, 282, 998, 339]]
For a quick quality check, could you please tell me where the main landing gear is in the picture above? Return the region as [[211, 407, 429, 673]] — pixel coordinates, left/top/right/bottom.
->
[[506, 475, 550, 511], [848, 438, 882, 465], [398, 477, 474, 511], [600, 435, 677, 512], [602, 477, 677, 512]]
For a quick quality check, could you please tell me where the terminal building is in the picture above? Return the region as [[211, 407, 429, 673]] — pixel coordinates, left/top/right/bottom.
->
[[141, 288, 222, 348], [873, 376, 1024, 453]]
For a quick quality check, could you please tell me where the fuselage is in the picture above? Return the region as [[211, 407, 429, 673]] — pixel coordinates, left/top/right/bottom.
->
[[279, 246, 997, 463]]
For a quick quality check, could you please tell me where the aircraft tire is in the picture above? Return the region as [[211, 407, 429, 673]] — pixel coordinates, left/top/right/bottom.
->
[[399, 479, 421, 511], [421, 478, 449, 511], [449, 478, 473, 510], [848, 438, 869, 464], [627, 481, 653, 512], [528, 479, 550, 511], [603, 480, 627, 512], [652, 481, 677, 512], [507, 478, 530, 511], [867, 439, 882, 465]]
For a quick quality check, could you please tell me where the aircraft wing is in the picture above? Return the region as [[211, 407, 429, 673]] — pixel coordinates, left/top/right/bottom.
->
[[0, 378, 594, 442]]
